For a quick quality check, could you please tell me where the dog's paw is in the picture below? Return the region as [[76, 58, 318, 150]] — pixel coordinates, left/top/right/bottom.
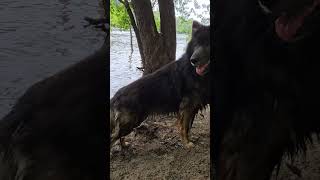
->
[[121, 141, 130, 148], [184, 142, 195, 149], [120, 141, 130, 149]]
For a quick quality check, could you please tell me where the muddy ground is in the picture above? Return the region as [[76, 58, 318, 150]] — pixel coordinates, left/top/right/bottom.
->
[[110, 106, 320, 180], [271, 139, 320, 180], [110, 107, 211, 180]]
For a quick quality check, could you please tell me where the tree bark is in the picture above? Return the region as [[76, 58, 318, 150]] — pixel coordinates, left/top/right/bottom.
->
[[102, 0, 109, 20], [131, 0, 176, 75], [159, 0, 176, 62]]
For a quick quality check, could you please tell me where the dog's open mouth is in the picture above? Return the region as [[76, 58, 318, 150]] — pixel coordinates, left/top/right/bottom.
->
[[195, 62, 210, 76], [260, 0, 320, 42], [274, 0, 320, 42]]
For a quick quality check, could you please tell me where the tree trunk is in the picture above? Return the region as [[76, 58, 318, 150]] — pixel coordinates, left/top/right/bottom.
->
[[102, 0, 109, 20], [159, 0, 176, 63], [131, 0, 176, 75]]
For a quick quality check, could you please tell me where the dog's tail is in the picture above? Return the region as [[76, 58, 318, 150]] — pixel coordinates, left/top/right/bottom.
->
[[109, 108, 114, 132], [110, 107, 120, 146]]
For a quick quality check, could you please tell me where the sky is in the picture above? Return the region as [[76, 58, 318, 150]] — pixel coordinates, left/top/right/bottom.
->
[[175, 0, 210, 23], [185, 0, 210, 22], [151, 0, 210, 23]]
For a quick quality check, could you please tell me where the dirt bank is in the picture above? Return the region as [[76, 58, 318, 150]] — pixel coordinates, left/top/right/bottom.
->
[[110, 105, 320, 180], [110, 107, 210, 180], [271, 139, 320, 180]]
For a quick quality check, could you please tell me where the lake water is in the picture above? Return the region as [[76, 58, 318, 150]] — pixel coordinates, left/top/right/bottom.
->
[[110, 31, 188, 97], [0, 0, 105, 118]]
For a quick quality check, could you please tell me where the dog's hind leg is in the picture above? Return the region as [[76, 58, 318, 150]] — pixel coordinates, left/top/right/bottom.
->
[[110, 111, 120, 147]]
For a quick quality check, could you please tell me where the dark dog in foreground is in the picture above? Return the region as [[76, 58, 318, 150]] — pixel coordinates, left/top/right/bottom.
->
[[110, 21, 210, 148], [213, 0, 320, 179], [0, 39, 108, 179]]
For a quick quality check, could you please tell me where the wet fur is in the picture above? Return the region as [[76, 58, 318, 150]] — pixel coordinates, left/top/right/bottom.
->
[[0, 39, 108, 180], [110, 23, 210, 148]]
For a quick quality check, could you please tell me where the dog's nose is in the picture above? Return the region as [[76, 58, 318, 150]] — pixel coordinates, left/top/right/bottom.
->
[[190, 58, 198, 66]]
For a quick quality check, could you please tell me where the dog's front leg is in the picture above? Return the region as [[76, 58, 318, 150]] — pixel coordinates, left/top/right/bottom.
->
[[178, 98, 197, 148]]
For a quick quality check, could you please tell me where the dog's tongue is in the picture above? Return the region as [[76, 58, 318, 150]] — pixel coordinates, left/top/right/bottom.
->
[[275, 1, 319, 41], [275, 15, 303, 41], [196, 63, 209, 76]]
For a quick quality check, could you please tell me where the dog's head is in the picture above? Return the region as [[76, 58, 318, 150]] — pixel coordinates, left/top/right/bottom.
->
[[187, 21, 210, 76], [258, 0, 320, 42]]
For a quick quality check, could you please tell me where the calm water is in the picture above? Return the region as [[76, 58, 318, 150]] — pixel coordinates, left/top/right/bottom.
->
[[0, 0, 105, 118], [110, 31, 188, 97]]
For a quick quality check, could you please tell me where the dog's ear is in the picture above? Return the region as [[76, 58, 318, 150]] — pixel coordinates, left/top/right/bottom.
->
[[192, 20, 202, 35]]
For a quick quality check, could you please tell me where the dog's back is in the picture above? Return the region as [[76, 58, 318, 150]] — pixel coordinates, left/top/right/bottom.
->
[[111, 59, 187, 115]]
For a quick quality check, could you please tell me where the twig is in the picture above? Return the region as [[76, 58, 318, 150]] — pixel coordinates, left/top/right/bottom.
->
[[83, 17, 109, 33], [119, 0, 145, 65]]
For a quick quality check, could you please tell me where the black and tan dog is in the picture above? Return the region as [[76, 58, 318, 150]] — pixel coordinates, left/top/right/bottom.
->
[[110, 21, 210, 149]]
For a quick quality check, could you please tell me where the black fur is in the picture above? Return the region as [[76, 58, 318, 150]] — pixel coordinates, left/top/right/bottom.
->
[[0, 39, 108, 179], [213, 0, 320, 179]]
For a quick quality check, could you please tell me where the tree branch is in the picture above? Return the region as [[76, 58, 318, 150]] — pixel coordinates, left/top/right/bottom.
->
[[83, 0, 109, 33], [119, 0, 145, 64]]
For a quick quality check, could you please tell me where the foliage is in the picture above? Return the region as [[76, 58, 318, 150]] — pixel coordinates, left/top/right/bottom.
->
[[176, 16, 192, 34], [110, 0, 208, 33], [110, 0, 131, 30], [153, 12, 192, 34], [154, 11, 161, 32]]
